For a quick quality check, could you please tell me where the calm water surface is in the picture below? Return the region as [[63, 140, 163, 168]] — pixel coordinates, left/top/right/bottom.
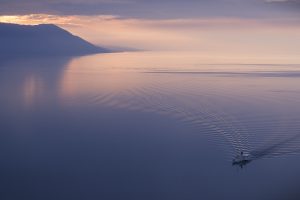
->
[[1, 52, 300, 200]]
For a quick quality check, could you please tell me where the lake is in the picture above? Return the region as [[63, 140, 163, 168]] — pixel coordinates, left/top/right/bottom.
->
[[1, 51, 300, 200]]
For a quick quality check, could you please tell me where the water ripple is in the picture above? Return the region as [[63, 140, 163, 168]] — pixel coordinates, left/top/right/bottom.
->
[[75, 71, 300, 164]]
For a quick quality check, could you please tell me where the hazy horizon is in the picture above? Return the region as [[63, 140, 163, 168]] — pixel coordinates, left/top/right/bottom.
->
[[1, 0, 300, 63]]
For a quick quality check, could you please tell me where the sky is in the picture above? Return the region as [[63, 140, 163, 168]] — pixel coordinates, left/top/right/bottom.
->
[[0, 0, 299, 18], [0, 0, 300, 60]]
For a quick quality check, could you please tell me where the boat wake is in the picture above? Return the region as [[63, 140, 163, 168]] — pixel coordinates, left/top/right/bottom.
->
[[66, 71, 300, 166]]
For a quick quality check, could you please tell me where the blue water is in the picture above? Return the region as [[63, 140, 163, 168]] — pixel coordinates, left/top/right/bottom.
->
[[1, 52, 300, 200]]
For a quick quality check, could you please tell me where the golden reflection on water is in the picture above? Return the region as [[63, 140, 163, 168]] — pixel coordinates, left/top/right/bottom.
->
[[56, 52, 300, 157], [23, 74, 43, 108], [58, 51, 300, 104], [59, 53, 148, 101], [65, 51, 300, 72]]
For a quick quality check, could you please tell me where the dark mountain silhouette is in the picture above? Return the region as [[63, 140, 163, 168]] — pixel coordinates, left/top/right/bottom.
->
[[0, 23, 109, 57]]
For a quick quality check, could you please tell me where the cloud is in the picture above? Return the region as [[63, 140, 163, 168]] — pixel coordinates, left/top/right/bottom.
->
[[265, 0, 300, 3], [0, 0, 297, 19], [2, 13, 300, 29], [265, 0, 300, 10], [0, 0, 133, 15]]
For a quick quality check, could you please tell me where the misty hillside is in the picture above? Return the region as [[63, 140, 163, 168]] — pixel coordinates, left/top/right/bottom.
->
[[0, 23, 109, 57]]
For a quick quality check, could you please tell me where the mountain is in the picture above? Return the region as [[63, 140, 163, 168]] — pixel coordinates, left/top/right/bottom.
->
[[0, 23, 109, 57]]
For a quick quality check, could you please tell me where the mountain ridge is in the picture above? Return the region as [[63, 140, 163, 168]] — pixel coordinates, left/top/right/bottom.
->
[[0, 22, 109, 57]]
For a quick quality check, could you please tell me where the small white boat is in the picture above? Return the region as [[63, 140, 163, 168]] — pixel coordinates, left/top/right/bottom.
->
[[232, 152, 252, 167]]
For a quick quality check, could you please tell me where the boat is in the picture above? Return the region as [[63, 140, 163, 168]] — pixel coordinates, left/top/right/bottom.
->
[[232, 152, 252, 168]]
